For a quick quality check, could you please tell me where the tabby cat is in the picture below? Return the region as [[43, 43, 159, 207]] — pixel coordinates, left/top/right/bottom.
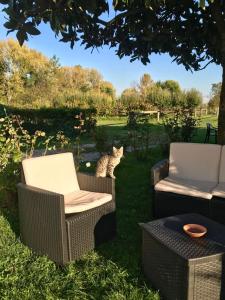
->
[[95, 146, 123, 179]]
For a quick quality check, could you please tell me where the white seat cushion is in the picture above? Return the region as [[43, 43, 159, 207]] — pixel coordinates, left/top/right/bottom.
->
[[155, 176, 217, 200], [22, 152, 80, 195], [64, 190, 112, 214], [212, 183, 225, 199], [169, 143, 221, 182]]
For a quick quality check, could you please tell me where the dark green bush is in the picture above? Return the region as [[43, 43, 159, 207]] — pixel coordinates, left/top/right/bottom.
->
[[127, 112, 139, 129], [180, 113, 199, 142], [93, 127, 110, 154], [127, 112, 150, 130], [0, 105, 97, 137], [163, 111, 181, 142], [163, 109, 199, 143]]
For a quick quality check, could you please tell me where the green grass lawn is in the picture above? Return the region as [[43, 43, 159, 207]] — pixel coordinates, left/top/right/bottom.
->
[[0, 114, 219, 299], [80, 114, 218, 145], [193, 115, 218, 143]]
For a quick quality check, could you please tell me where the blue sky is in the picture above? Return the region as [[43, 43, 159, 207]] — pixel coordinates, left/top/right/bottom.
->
[[0, 9, 222, 100]]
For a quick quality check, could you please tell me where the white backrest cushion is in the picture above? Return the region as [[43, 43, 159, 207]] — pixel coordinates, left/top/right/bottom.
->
[[169, 143, 221, 182], [219, 146, 225, 182], [22, 152, 80, 194]]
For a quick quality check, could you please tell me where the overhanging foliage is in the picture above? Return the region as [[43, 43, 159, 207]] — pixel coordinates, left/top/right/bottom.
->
[[0, 0, 224, 69]]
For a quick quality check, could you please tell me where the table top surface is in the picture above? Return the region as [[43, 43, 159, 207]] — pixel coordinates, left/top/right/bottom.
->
[[141, 214, 225, 261]]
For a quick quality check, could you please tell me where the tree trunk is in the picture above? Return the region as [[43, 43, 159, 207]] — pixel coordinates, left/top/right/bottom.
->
[[217, 65, 225, 144]]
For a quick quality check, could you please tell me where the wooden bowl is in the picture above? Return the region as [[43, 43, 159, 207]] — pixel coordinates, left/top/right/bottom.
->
[[183, 224, 207, 238]]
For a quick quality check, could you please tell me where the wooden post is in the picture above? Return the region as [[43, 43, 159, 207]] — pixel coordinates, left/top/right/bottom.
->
[[157, 111, 160, 122]]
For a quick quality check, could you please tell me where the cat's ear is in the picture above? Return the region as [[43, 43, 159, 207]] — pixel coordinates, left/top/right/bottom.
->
[[113, 146, 116, 151], [120, 146, 123, 151]]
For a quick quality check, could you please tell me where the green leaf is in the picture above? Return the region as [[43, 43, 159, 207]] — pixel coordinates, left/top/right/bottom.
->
[[0, 137, 6, 142], [4, 21, 18, 30], [24, 24, 41, 36], [16, 30, 28, 46], [12, 153, 22, 163]]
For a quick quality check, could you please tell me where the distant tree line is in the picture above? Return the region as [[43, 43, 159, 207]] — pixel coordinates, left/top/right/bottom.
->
[[119, 74, 203, 113], [0, 39, 115, 114], [0, 39, 204, 115]]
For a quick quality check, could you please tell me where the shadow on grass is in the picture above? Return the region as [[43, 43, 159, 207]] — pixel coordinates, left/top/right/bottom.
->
[[96, 148, 164, 282], [94, 125, 216, 286], [95, 122, 166, 144]]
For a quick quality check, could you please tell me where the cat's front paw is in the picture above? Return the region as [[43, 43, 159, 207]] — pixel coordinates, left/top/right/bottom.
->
[[111, 175, 116, 179]]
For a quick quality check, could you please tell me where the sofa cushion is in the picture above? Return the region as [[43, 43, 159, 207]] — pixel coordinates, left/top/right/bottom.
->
[[64, 190, 112, 214], [155, 176, 217, 200], [212, 183, 225, 199], [169, 143, 221, 182], [22, 152, 80, 195], [219, 146, 225, 182]]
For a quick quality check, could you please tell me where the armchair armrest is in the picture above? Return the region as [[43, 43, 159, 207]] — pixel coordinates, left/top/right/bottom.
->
[[17, 183, 69, 264], [77, 172, 115, 199], [151, 159, 169, 186]]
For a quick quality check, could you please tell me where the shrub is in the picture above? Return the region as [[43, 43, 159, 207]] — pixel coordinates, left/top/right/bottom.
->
[[180, 113, 199, 142], [128, 127, 159, 161], [0, 113, 72, 211], [127, 111, 139, 129], [127, 112, 150, 130], [126, 113, 159, 161], [163, 109, 199, 143], [0, 105, 97, 137], [163, 111, 181, 142], [93, 127, 110, 154], [84, 113, 97, 134]]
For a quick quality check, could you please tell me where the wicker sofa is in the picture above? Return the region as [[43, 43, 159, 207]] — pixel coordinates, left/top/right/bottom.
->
[[17, 152, 116, 265], [152, 143, 225, 224]]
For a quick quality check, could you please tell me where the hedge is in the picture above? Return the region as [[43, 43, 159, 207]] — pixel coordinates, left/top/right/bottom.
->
[[0, 105, 97, 136]]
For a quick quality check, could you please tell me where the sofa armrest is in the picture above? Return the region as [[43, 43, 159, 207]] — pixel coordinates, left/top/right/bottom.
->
[[77, 172, 115, 199], [151, 159, 169, 186], [17, 183, 69, 264]]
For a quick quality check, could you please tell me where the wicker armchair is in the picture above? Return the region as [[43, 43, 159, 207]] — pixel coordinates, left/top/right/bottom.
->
[[151, 143, 221, 219], [17, 153, 116, 265]]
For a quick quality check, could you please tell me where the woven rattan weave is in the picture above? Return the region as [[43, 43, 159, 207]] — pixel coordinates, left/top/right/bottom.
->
[[18, 172, 116, 265], [140, 213, 225, 300], [151, 159, 225, 224]]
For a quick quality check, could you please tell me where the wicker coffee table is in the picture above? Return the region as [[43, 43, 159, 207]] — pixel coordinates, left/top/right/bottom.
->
[[140, 213, 225, 300]]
